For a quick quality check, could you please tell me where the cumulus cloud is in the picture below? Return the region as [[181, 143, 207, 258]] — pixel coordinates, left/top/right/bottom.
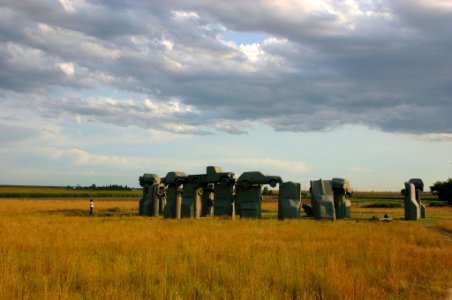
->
[[32, 96, 211, 134], [214, 121, 249, 135], [0, 0, 451, 135]]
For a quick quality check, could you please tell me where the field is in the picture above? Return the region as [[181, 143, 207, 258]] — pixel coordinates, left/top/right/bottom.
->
[[0, 188, 451, 299], [0, 186, 141, 198]]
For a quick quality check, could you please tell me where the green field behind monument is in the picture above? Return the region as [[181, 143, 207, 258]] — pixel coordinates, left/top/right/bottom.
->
[[0, 186, 141, 198], [0, 186, 451, 299]]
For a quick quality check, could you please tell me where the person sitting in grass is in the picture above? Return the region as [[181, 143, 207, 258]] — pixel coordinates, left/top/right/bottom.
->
[[89, 199, 94, 215]]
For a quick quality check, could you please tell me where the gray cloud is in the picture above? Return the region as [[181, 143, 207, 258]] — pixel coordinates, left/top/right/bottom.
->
[[40, 96, 212, 134], [0, 0, 450, 135]]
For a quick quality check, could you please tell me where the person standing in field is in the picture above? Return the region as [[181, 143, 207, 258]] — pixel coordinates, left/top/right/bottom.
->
[[89, 199, 94, 215]]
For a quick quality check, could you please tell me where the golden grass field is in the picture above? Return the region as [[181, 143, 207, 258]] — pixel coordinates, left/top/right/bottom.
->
[[0, 198, 451, 299]]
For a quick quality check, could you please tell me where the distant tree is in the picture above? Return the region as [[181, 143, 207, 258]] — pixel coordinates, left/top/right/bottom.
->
[[430, 178, 452, 205], [66, 184, 131, 191], [262, 186, 273, 196]]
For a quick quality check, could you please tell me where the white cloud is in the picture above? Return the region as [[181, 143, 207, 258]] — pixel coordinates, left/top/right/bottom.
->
[[161, 36, 174, 51], [143, 99, 194, 116], [171, 10, 200, 20], [214, 121, 249, 135], [58, 62, 75, 76], [263, 37, 288, 46], [239, 43, 264, 62], [58, 0, 91, 14], [59, 0, 76, 13]]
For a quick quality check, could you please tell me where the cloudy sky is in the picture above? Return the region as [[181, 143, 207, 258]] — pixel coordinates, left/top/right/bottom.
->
[[1, 0, 451, 190]]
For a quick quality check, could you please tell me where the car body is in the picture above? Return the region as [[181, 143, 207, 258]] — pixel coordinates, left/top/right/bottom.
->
[[206, 166, 235, 185], [408, 178, 424, 191], [331, 178, 353, 195], [187, 174, 207, 187], [237, 171, 282, 188], [139, 173, 161, 186], [187, 166, 235, 187], [162, 171, 188, 185]]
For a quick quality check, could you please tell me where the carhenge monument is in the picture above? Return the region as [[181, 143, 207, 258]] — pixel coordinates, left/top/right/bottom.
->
[[139, 166, 358, 220]]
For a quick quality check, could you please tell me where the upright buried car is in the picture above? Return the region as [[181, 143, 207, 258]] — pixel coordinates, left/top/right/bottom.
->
[[331, 178, 353, 196]]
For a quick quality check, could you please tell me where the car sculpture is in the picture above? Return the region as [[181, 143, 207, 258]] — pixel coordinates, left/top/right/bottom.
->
[[162, 171, 188, 185], [408, 178, 424, 191], [237, 171, 282, 189], [139, 173, 161, 186], [331, 178, 353, 195], [189, 166, 235, 187]]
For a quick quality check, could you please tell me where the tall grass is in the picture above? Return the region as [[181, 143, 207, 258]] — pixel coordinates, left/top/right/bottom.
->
[[0, 200, 451, 299]]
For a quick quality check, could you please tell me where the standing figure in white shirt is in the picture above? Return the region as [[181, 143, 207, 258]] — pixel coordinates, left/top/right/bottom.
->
[[89, 199, 94, 215]]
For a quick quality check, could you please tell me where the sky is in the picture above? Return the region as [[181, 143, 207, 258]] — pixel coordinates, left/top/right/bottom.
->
[[0, 0, 451, 191]]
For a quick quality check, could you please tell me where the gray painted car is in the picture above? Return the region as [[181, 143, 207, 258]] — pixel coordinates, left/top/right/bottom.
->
[[139, 173, 161, 186], [189, 166, 235, 187], [331, 178, 353, 195], [408, 178, 424, 191], [237, 171, 282, 189], [162, 171, 188, 185]]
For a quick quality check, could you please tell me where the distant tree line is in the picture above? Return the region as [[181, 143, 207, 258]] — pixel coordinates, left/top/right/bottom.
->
[[262, 186, 273, 195], [66, 184, 132, 191], [430, 178, 452, 205]]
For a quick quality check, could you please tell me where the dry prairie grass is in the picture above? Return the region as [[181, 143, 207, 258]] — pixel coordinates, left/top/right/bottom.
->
[[0, 199, 451, 299]]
